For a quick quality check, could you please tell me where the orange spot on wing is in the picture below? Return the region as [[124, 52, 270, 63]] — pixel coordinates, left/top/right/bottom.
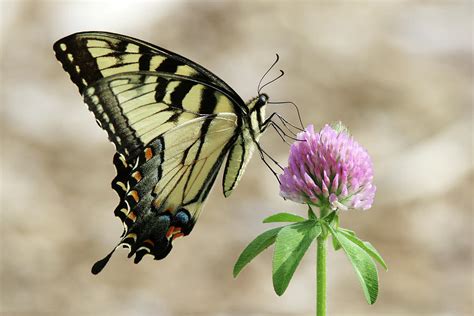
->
[[152, 199, 161, 209], [172, 233, 184, 240], [166, 226, 175, 239], [144, 148, 153, 161], [127, 212, 136, 221], [144, 239, 155, 247], [130, 190, 139, 202], [132, 171, 142, 182]]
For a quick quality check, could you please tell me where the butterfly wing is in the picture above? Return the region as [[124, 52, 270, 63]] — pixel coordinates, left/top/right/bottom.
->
[[83, 71, 241, 159], [92, 112, 238, 274], [53, 31, 244, 106], [223, 96, 267, 197], [222, 131, 257, 197]]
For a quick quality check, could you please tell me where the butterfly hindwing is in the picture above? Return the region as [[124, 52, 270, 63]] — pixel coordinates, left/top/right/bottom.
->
[[222, 96, 266, 197], [92, 114, 238, 274], [222, 131, 257, 197]]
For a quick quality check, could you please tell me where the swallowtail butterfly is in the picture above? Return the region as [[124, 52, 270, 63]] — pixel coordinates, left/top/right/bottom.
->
[[54, 32, 275, 274]]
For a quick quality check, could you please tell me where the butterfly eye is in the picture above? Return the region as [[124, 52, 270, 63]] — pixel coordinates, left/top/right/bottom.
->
[[258, 93, 269, 106]]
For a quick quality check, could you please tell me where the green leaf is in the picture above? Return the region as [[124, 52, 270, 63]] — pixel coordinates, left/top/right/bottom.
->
[[263, 212, 306, 223], [329, 226, 379, 304], [338, 229, 388, 270], [272, 221, 321, 296], [233, 227, 283, 277], [308, 205, 317, 220], [339, 227, 356, 236], [332, 234, 342, 251], [330, 215, 341, 250]]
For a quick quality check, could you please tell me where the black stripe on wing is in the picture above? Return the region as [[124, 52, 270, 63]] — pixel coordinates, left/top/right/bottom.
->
[[53, 35, 103, 94], [53, 31, 245, 109], [92, 114, 238, 274], [222, 131, 247, 197], [82, 71, 243, 159], [108, 137, 181, 264]]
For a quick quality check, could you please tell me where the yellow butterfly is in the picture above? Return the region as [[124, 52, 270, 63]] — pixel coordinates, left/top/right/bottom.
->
[[54, 32, 284, 274]]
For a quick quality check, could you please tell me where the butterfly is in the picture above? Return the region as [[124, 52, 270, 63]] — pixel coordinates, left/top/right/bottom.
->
[[53, 31, 276, 274]]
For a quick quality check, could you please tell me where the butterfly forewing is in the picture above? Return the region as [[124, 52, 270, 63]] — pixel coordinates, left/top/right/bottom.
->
[[53, 31, 244, 106], [83, 72, 239, 158]]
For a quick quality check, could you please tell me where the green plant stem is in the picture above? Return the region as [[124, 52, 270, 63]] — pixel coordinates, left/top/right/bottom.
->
[[317, 206, 329, 316], [316, 233, 327, 316]]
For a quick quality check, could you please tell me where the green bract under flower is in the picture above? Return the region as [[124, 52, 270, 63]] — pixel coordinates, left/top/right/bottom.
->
[[279, 124, 376, 211]]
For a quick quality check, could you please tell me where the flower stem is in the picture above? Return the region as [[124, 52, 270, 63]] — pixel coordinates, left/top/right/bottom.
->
[[317, 206, 329, 316], [316, 232, 327, 316]]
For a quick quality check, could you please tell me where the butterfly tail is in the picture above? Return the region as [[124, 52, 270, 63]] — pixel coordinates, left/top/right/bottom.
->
[[91, 245, 119, 275]]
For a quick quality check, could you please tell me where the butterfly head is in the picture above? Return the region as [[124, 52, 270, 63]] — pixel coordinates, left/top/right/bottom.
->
[[257, 93, 269, 107], [247, 93, 269, 110]]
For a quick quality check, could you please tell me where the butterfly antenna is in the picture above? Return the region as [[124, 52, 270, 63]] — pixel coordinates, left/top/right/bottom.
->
[[257, 53, 280, 95], [259, 70, 285, 95]]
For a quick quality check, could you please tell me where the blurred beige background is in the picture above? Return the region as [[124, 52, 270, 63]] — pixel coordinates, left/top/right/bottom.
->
[[1, 0, 472, 315]]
